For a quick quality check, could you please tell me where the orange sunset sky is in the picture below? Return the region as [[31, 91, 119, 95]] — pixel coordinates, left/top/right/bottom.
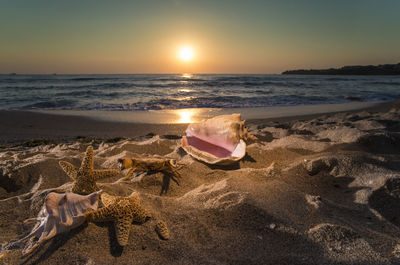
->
[[1, 0, 400, 74]]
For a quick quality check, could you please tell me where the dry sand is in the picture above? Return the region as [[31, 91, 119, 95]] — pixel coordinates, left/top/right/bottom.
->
[[1, 102, 400, 264]]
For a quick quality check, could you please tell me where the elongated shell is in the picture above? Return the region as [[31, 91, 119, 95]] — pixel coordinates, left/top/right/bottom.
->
[[182, 114, 247, 165], [17, 190, 101, 255]]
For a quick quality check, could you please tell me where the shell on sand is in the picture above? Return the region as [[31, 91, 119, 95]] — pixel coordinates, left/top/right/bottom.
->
[[182, 114, 248, 165], [16, 190, 101, 255]]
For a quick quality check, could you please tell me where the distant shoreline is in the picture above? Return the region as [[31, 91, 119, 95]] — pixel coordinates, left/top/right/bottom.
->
[[282, 63, 400, 75]]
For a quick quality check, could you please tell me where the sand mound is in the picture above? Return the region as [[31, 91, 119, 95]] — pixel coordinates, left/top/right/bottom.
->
[[301, 153, 395, 205], [305, 153, 392, 182], [358, 132, 400, 154], [308, 223, 388, 264], [264, 135, 330, 152], [353, 119, 385, 130], [257, 126, 289, 139], [305, 156, 338, 176], [178, 178, 246, 210], [308, 223, 361, 247], [317, 127, 365, 143], [369, 177, 400, 228]]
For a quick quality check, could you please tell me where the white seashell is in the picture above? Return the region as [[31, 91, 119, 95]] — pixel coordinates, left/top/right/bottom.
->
[[182, 114, 248, 165], [17, 190, 101, 255]]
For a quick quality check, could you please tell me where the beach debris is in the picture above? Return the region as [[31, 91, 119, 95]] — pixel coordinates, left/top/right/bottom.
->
[[392, 244, 400, 258], [85, 192, 151, 246], [265, 162, 277, 177], [182, 114, 255, 165], [305, 194, 322, 209], [155, 220, 169, 240], [59, 146, 120, 195], [15, 190, 101, 255], [118, 157, 182, 180]]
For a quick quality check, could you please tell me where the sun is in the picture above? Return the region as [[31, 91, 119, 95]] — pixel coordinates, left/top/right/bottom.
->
[[179, 46, 194, 61]]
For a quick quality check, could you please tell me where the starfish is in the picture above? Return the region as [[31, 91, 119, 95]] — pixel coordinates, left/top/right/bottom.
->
[[59, 146, 120, 195], [155, 220, 169, 240], [85, 192, 151, 246]]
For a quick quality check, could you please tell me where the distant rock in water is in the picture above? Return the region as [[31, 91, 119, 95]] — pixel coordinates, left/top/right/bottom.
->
[[282, 63, 400, 75]]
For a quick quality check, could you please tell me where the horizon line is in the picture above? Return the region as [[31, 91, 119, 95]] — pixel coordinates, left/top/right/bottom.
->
[[2, 62, 399, 76], [0, 72, 283, 75]]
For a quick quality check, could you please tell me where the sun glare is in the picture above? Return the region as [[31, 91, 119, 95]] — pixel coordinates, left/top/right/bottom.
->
[[182, 73, 192, 78], [179, 46, 194, 61], [176, 109, 197, 123]]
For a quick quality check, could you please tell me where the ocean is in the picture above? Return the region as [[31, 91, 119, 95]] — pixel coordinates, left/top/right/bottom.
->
[[0, 74, 399, 111]]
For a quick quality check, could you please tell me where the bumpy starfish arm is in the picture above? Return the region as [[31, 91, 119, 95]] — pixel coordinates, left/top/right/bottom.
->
[[128, 193, 151, 223], [91, 169, 120, 180], [129, 192, 140, 202], [80, 146, 94, 173], [100, 192, 115, 207], [132, 206, 151, 223], [59, 161, 78, 180], [155, 220, 169, 240], [115, 216, 133, 246], [85, 206, 114, 222]]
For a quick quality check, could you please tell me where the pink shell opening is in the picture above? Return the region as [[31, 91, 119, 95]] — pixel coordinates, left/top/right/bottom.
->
[[185, 136, 234, 158]]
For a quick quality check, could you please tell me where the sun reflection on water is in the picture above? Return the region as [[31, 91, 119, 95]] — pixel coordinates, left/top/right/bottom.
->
[[175, 96, 193, 101], [154, 108, 215, 124], [176, 109, 198, 123], [182, 73, 192, 78], [179, 88, 193, 93]]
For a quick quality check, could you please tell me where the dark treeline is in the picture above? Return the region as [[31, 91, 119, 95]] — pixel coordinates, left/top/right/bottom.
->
[[282, 63, 400, 75]]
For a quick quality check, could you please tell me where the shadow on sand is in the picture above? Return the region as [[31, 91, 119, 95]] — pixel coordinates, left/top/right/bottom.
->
[[21, 224, 88, 265]]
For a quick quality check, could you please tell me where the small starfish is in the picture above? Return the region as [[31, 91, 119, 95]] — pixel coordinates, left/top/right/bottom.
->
[[85, 192, 151, 246], [59, 146, 120, 195]]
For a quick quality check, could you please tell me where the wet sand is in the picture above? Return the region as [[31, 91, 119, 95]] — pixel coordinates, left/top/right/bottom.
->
[[0, 101, 388, 145], [1, 101, 400, 264]]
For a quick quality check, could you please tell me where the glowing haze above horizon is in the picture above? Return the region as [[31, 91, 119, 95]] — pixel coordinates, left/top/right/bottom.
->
[[1, 0, 399, 74]]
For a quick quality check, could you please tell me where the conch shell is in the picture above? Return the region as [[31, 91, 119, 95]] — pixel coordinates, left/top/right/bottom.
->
[[182, 114, 251, 165], [16, 190, 101, 255]]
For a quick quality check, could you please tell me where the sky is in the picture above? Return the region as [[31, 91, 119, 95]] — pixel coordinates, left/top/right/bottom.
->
[[1, 0, 399, 74]]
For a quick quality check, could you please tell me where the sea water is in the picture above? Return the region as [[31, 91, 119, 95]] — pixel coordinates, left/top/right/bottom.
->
[[0, 74, 399, 111]]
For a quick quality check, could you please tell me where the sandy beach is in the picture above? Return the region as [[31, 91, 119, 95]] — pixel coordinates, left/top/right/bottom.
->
[[1, 101, 400, 264], [2, 0, 400, 263]]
